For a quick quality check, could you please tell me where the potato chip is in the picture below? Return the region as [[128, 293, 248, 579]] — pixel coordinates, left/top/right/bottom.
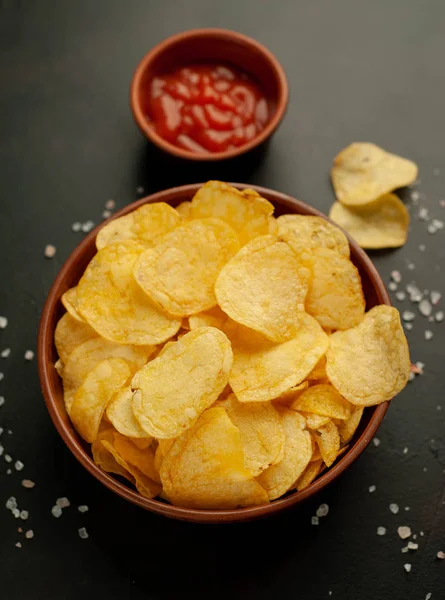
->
[[301, 413, 331, 430], [106, 386, 148, 438], [134, 218, 240, 317], [326, 305, 410, 406], [188, 305, 228, 331], [77, 240, 181, 345], [112, 432, 158, 482], [54, 359, 64, 377], [160, 406, 269, 509], [175, 200, 192, 220], [153, 438, 175, 481], [290, 384, 351, 420], [314, 421, 340, 467], [130, 438, 151, 450], [92, 425, 134, 481], [219, 394, 285, 476], [61, 287, 84, 323], [277, 215, 350, 258], [62, 337, 153, 414], [303, 248, 365, 330], [227, 313, 329, 403], [70, 358, 131, 443], [336, 406, 364, 443], [54, 312, 97, 364], [272, 381, 309, 405], [190, 180, 275, 245], [96, 202, 180, 250], [215, 235, 310, 342], [331, 142, 418, 206], [309, 437, 322, 462], [294, 458, 323, 491], [101, 439, 161, 499], [257, 408, 312, 500], [329, 194, 409, 249], [132, 327, 233, 439], [307, 357, 327, 381]]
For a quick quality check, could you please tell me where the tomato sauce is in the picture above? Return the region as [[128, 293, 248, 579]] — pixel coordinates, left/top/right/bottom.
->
[[146, 64, 269, 153]]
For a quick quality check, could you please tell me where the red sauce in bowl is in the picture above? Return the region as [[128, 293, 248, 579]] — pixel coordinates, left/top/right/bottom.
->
[[145, 64, 270, 154]]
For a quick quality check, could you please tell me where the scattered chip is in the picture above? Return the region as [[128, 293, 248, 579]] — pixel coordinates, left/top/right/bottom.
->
[[314, 421, 340, 467], [228, 313, 329, 403], [257, 408, 312, 500], [55, 312, 97, 364], [160, 406, 269, 509], [302, 248, 365, 330], [277, 214, 350, 258], [331, 142, 418, 206], [326, 306, 410, 405], [190, 181, 275, 245], [219, 393, 285, 476], [106, 386, 149, 438], [215, 235, 309, 342], [134, 218, 240, 316], [329, 194, 409, 249], [77, 240, 181, 345], [61, 287, 84, 323], [132, 327, 233, 438], [290, 384, 351, 420]]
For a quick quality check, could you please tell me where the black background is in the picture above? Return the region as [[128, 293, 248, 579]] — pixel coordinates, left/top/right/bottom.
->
[[1, 2, 444, 599]]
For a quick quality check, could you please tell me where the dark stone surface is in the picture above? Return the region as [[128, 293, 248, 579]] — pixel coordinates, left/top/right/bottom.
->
[[0, 1, 444, 599]]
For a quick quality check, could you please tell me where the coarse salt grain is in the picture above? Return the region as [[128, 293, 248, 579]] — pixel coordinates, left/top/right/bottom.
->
[[425, 593, 432, 600], [20, 510, 29, 520], [395, 291, 406, 301], [78, 527, 89, 539], [102, 210, 112, 219], [51, 505, 62, 518], [0, 396, 5, 406], [56, 497, 70, 509], [402, 311, 416, 322], [1, 348, 11, 358], [22, 479, 35, 489], [431, 291, 441, 305], [44, 244, 56, 258], [388, 282, 398, 291], [105, 199, 115, 210], [372, 437, 380, 447], [403, 563, 411, 573], [15, 542, 22, 548], [311, 516, 319, 526], [78, 505, 89, 513], [6, 468, 11, 474], [0, 372, 4, 381], [432, 218, 444, 229], [25, 529, 34, 539], [405, 506, 410, 511], [398, 526, 412, 539], [137, 186, 144, 194], [389, 503, 399, 514], [391, 270, 402, 283], [14, 460, 24, 471], [411, 191, 420, 202], [24, 350, 34, 361], [419, 299, 432, 316], [82, 220, 94, 233], [407, 541, 418, 550], [435, 310, 444, 322], [418, 207, 429, 221], [6, 496, 17, 510], [316, 503, 329, 518], [5, 454, 12, 463], [437, 550, 445, 559], [0, 316, 8, 329], [377, 526, 386, 536], [405, 323, 413, 331], [72, 222, 82, 232], [424, 330, 434, 340], [419, 244, 426, 251], [369, 485, 376, 493], [403, 447, 409, 454], [407, 262, 415, 271]]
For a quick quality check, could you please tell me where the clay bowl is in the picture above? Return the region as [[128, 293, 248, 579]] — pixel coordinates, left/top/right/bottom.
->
[[130, 29, 288, 161], [38, 183, 390, 523]]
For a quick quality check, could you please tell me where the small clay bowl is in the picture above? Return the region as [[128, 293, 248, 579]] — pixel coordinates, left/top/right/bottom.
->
[[38, 183, 390, 523], [130, 29, 289, 161]]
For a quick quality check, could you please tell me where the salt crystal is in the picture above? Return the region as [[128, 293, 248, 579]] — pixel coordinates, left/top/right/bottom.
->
[[398, 526, 412, 539], [12, 508, 20, 518], [416, 361, 425, 372], [5, 454, 12, 463], [6, 468, 11, 474], [402, 311, 415, 322], [435, 310, 444, 322], [0, 427, 3, 435], [401, 546, 409, 553], [14, 460, 24, 471], [432, 218, 444, 230], [419, 299, 432, 316], [15, 542, 22, 548], [105, 199, 115, 210], [102, 210, 112, 219], [395, 291, 406, 301], [391, 270, 402, 283], [51, 505, 62, 518], [409, 372, 415, 382], [377, 526, 386, 536], [25, 529, 34, 539], [56, 497, 70, 509], [425, 593, 432, 600], [20, 510, 29, 520], [24, 350, 34, 361], [316, 503, 329, 518], [407, 262, 415, 271], [406, 283, 423, 302], [44, 244, 56, 258], [1, 348, 11, 358], [424, 330, 434, 340], [411, 191, 420, 202], [431, 291, 441, 305], [403, 447, 409, 454], [420, 531, 424, 536], [6, 496, 17, 510], [18, 527, 22, 533], [428, 223, 438, 234], [405, 506, 410, 511], [71, 222, 82, 232], [137, 186, 144, 194], [438, 406, 442, 411], [78, 505, 89, 513], [0, 443, 3, 456], [78, 527, 89, 539], [372, 437, 380, 447], [368, 485, 376, 493], [0, 372, 4, 381], [21, 479, 35, 489], [388, 282, 398, 291], [389, 503, 399, 514], [405, 323, 413, 331], [423, 467, 428, 472], [0, 316, 8, 329], [82, 220, 94, 233], [418, 207, 429, 221], [437, 550, 445, 559], [419, 244, 426, 251], [311, 516, 319, 525], [0, 396, 5, 406], [403, 563, 412, 573], [407, 541, 418, 550]]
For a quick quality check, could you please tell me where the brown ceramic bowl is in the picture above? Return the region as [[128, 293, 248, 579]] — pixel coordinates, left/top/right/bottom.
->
[[38, 183, 390, 523], [130, 29, 289, 161]]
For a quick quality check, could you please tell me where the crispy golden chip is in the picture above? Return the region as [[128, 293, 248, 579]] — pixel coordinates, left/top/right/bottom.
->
[[77, 240, 181, 345], [314, 421, 340, 467], [301, 413, 331, 430], [326, 305, 410, 406], [190, 181, 275, 245], [62, 337, 154, 414], [54, 312, 97, 364], [294, 459, 323, 491], [131, 438, 151, 450], [101, 439, 161, 499], [277, 215, 350, 258], [175, 200, 192, 220], [227, 313, 329, 403], [331, 142, 418, 206], [336, 406, 364, 443], [215, 235, 310, 342], [153, 439, 175, 481], [70, 358, 131, 443], [134, 218, 240, 317], [329, 194, 409, 249], [307, 357, 327, 381], [303, 248, 365, 330], [61, 287, 84, 323], [257, 408, 312, 500], [219, 394, 285, 476], [92, 425, 134, 481], [111, 432, 158, 482], [188, 305, 228, 331], [160, 406, 269, 509], [290, 384, 351, 420], [273, 381, 309, 405], [132, 327, 233, 439], [106, 386, 149, 438], [96, 202, 180, 250]]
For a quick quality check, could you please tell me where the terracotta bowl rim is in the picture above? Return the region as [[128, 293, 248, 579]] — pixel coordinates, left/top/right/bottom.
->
[[130, 28, 289, 161], [38, 182, 390, 523]]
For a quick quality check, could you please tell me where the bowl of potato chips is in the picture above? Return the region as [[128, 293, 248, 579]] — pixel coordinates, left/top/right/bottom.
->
[[38, 181, 410, 522]]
